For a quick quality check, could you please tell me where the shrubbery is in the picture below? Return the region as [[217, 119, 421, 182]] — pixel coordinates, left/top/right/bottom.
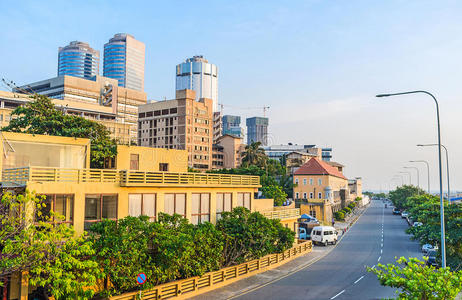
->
[[334, 211, 345, 221], [343, 207, 352, 214]]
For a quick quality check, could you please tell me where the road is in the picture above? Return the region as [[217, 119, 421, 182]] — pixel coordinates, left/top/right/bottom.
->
[[233, 200, 421, 300]]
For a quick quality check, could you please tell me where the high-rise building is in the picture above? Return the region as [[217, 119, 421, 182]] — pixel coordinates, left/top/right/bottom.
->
[[58, 41, 99, 79], [175, 56, 218, 112], [222, 115, 243, 137], [103, 33, 145, 91], [138, 89, 214, 170], [246, 117, 268, 146]]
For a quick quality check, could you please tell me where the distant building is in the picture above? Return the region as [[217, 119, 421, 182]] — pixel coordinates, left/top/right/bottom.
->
[[263, 144, 332, 162], [176, 56, 218, 112], [137, 89, 214, 170], [58, 41, 99, 79], [246, 117, 268, 146], [213, 112, 222, 143], [14, 75, 147, 143], [213, 134, 245, 169], [222, 115, 243, 137], [103, 33, 145, 91]]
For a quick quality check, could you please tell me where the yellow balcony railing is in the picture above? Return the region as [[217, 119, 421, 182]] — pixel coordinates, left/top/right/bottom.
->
[[1, 167, 260, 187], [261, 208, 301, 220]]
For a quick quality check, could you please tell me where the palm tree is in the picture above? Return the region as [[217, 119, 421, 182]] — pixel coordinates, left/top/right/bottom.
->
[[241, 141, 267, 168]]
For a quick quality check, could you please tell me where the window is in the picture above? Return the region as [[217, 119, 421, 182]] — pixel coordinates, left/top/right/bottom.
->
[[309, 178, 314, 185], [237, 193, 251, 209], [129, 194, 156, 221], [303, 192, 307, 199], [164, 193, 186, 217], [318, 179, 322, 185], [191, 193, 210, 224], [130, 154, 139, 170], [84, 194, 117, 230], [159, 163, 169, 171], [303, 178, 307, 185], [309, 192, 314, 199], [295, 192, 299, 199], [310, 207, 317, 218], [295, 178, 299, 185], [35, 194, 74, 224], [216, 193, 232, 220], [318, 192, 322, 199]]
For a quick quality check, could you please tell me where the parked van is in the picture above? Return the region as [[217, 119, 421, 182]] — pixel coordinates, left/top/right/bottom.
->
[[311, 226, 338, 246]]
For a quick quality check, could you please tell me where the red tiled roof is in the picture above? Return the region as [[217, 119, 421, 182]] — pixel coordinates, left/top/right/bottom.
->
[[294, 157, 347, 179]]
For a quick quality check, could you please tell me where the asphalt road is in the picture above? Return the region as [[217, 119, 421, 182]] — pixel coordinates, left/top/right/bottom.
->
[[234, 200, 422, 300]]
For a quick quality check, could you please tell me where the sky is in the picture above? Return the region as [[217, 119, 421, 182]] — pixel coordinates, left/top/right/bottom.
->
[[1, 0, 462, 192]]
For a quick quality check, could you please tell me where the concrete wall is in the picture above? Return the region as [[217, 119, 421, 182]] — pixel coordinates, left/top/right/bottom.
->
[[116, 145, 188, 172]]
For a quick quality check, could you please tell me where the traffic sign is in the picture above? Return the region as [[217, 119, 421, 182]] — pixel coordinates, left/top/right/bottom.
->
[[137, 273, 147, 285]]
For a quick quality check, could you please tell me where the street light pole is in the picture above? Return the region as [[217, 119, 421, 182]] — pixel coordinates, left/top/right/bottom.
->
[[409, 160, 430, 194], [404, 166, 420, 189], [376, 90, 446, 268], [417, 144, 451, 204], [399, 171, 412, 185], [393, 175, 404, 186]]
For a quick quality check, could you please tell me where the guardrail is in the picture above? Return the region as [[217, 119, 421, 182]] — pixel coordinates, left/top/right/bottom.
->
[[109, 240, 312, 300], [2, 167, 260, 187], [261, 208, 301, 220]]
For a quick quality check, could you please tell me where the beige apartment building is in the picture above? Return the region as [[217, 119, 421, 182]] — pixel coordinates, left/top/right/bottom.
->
[[138, 90, 214, 170], [12, 75, 147, 143], [215, 134, 245, 169]]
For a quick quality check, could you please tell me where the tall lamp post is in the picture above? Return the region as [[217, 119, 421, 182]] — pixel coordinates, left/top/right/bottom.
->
[[404, 166, 420, 189], [417, 144, 451, 203], [399, 171, 412, 185], [376, 90, 446, 268], [393, 175, 404, 186], [409, 160, 430, 194]]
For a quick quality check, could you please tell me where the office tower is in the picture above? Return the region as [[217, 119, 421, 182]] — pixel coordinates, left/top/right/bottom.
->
[[222, 115, 243, 137], [138, 89, 214, 170], [103, 33, 145, 91], [58, 41, 99, 79], [246, 117, 268, 146], [175, 56, 218, 111]]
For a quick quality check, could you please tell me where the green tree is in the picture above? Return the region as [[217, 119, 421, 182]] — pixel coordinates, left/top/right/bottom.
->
[[389, 185, 424, 210], [261, 184, 287, 206], [241, 141, 267, 168], [368, 257, 462, 299], [1, 94, 117, 168]]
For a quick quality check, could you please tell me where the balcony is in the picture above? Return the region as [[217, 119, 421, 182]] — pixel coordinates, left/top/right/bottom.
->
[[261, 208, 300, 220], [1, 166, 260, 188]]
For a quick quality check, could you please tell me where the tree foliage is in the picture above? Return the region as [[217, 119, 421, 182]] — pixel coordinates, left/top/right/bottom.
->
[[241, 141, 267, 168], [1, 94, 117, 168], [261, 184, 287, 206], [368, 257, 462, 299], [389, 185, 424, 210]]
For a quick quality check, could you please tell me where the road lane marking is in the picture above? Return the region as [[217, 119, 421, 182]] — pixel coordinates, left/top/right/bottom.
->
[[380, 249, 383, 254], [354, 275, 364, 284], [371, 265, 376, 269], [378, 256, 381, 262], [330, 290, 345, 299]]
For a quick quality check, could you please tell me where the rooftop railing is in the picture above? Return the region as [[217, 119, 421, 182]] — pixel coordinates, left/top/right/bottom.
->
[[1, 166, 260, 187], [261, 208, 300, 220]]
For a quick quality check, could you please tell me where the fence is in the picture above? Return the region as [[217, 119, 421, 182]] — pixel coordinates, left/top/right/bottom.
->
[[109, 240, 312, 300], [261, 208, 300, 220]]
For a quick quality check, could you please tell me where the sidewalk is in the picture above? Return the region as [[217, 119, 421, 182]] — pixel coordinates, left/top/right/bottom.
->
[[192, 204, 370, 300]]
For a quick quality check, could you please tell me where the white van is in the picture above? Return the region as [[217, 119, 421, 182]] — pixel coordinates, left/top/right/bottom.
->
[[311, 226, 338, 246]]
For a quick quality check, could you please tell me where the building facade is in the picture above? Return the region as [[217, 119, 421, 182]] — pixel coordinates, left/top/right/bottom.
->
[[14, 75, 147, 143], [213, 134, 245, 169], [58, 41, 99, 79], [138, 89, 214, 170], [263, 144, 332, 162], [103, 33, 145, 91], [175, 56, 218, 112], [222, 115, 243, 137], [246, 117, 268, 146]]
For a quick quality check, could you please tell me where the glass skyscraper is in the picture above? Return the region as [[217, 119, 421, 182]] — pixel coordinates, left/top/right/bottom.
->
[[176, 56, 218, 111], [103, 33, 145, 91], [222, 115, 243, 137], [58, 41, 99, 79], [246, 117, 269, 146]]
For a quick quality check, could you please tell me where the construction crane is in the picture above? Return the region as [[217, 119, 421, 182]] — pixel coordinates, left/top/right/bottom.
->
[[218, 103, 270, 117]]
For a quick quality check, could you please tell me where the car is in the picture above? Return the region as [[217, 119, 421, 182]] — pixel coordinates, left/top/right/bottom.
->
[[311, 226, 338, 246], [401, 211, 409, 218], [392, 207, 401, 215], [413, 222, 423, 227], [422, 244, 438, 254], [425, 249, 438, 267]]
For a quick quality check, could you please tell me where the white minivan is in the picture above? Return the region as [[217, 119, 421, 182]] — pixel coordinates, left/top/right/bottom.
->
[[311, 226, 338, 246]]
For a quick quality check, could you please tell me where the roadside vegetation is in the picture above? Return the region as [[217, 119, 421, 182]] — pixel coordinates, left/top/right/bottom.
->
[[334, 200, 358, 221]]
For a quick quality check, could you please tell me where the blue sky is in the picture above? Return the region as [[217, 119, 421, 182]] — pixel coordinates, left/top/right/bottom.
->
[[2, 0, 462, 191]]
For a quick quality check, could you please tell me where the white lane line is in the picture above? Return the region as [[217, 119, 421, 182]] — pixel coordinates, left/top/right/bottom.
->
[[371, 265, 376, 269], [378, 256, 381, 262], [380, 249, 383, 254], [330, 290, 346, 299], [381, 243, 383, 247], [354, 275, 364, 284]]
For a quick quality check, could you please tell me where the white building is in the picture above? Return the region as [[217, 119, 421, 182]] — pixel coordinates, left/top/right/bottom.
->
[[175, 56, 218, 112]]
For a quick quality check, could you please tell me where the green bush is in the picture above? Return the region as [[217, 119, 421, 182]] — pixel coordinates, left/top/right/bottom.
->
[[334, 211, 345, 221], [343, 207, 352, 214], [348, 202, 356, 209], [261, 184, 287, 206]]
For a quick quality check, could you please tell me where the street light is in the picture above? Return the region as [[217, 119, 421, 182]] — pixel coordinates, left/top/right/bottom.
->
[[376, 90, 446, 268], [404, 166, 420, 188], [417, 144, 451, 203], [393, 175, 404, 186], [409, 160, 430, 193], [399, 171, 412, 185]]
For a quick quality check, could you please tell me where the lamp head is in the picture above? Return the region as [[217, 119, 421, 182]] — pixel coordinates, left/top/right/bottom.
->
[[376, 94, 390, 98]]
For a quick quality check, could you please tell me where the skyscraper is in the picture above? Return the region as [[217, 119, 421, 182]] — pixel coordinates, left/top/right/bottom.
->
[[246, 117, 269, 146], [58, 41, 99, 79], [223, 115, 243, 137], [176, 56, 218, 111], [103, 33, 145, 91]]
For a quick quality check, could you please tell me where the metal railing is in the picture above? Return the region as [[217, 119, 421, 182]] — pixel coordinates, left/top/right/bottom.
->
[[261, 208, 301, 220], [1, 166, 260, 187], [110, 240, 312, 300]]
